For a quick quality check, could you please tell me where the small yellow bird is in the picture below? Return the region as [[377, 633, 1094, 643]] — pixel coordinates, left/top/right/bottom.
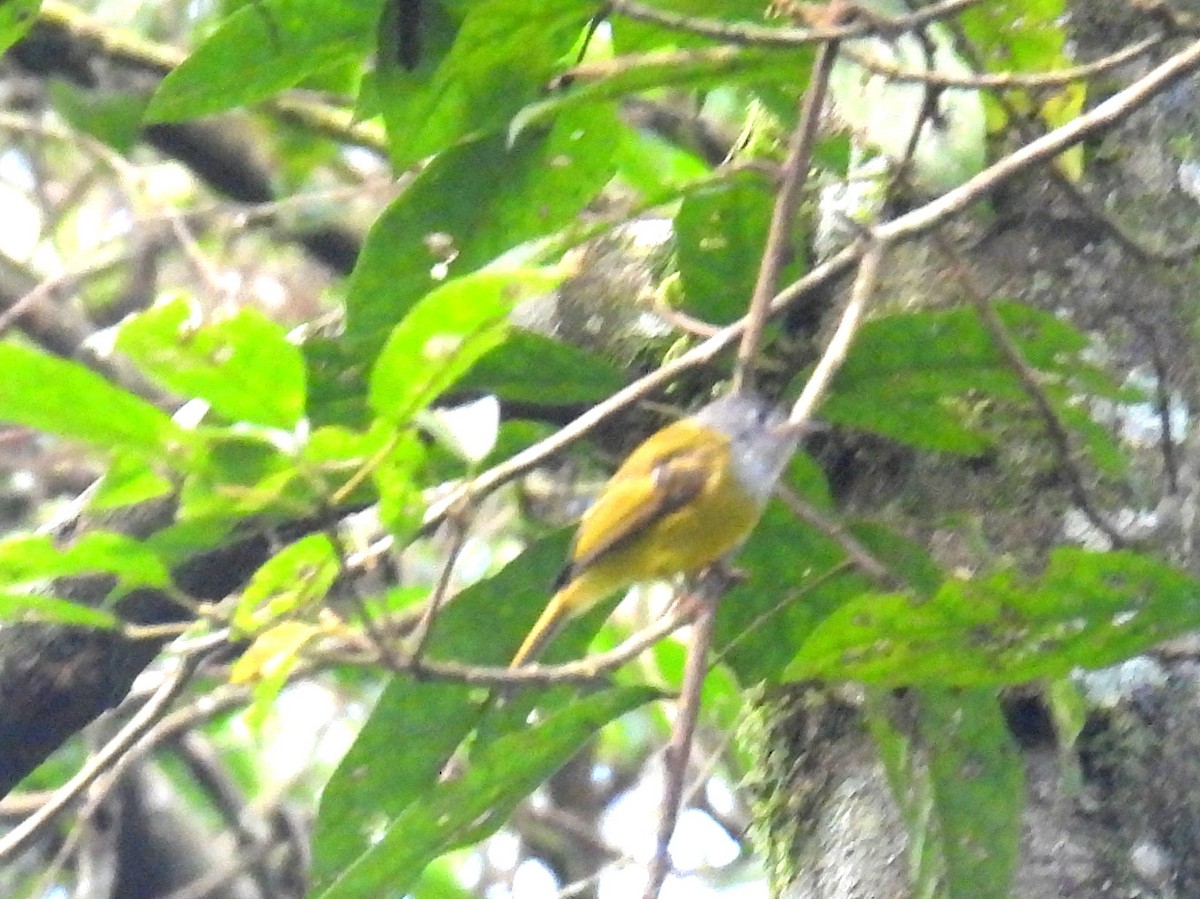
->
[[510, 392, 799, 667]]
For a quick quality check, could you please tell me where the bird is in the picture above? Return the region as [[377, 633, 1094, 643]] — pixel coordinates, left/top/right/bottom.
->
[[509, 391, 799, 668]]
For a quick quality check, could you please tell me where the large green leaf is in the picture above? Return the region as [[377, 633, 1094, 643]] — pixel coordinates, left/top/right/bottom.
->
[[147, 0, 383, 121], [88, 451, 175, 510], [712, 501, 866, 684], [171, 430, 313, 536], [233, 533, 340, 634], [457, 330, 625, 404], [377, 0, 594, 166], [0, 532, 169, 592], [424, 529, 575, 666], [510, 45, 806, 142], [312, 679, 482, 889], [368, 269, 563, 425], [0, 342, 182, 457], [312, 686, 657, 899], [344, 101, 620, 352], [675, 170, 805, 324], [0, 594, 120, 629], [314, 533, 623, 896], [117, 298, 306, 429], [821, 302, 1124, 455], [715, 510, 943, 685], [919, 688, 1022, 899], [868, 688, 1022, 899], [790, 549, 1200, 685]]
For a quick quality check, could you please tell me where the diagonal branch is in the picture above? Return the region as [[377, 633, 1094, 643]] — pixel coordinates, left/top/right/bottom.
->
[[734, 37, 839, 392]]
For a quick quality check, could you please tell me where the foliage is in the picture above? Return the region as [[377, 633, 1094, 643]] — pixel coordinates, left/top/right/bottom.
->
[[0, 1, 1188, 898]]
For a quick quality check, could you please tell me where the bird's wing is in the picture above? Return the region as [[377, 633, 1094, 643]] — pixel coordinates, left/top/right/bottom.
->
[[559, 445, 714, 586]]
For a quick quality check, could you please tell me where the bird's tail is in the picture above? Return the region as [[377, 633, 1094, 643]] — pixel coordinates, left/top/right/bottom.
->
[[509, 579, 588, 668]]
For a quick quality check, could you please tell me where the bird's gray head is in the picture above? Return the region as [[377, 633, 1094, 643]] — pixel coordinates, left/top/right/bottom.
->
[[694, 392, 798, 505]]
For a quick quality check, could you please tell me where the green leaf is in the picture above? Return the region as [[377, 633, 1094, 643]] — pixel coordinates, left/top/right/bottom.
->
[[117, 297, 306, 429], [304, 338, 371, 428], [1046, 676, 1088, 751], [372, 429, 427, 538], [233, 534, 340, 634], [231, 620, 322, 731], [68, 532, 173, 591], [865, 690, 939, 894], [848, 521, 944, 598], [510, 45, 803, 143], [427, 529, 574, 665], [0, 532, 170, 592], [50, 84, 148, 153], [821, 302, 1119, 454], [378, 0, 594, 166], [312, 686, 657, 899], [713, 502, 868, 684], [0, 342, 181, 456], [344, 102, 620, 351], [789, 549, 1200, 686], [676, 170, 805, 324], [369, 269, 562, 425], [313, 538, 648, 898], [457, 330, 625, 404], [0, 0, 38, 56], [0, 593, 120, 629], [919, 688, 1022, 899], [866, 687, 1022, 899], [411, 860, 474, 899], [146, 0, 383, 121], [960, 0, 1081, 175], [786, 449, 836, 511], [312, 680, 482, 890], [88, 451, 174, 510], [144, 515, 238, 568], [175, 430, 312, 528], [960, 0, 1070, 76], [614, 126, 709, 198]]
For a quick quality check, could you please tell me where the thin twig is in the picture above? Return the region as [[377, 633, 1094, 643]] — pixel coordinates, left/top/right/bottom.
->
[[1140, 323, 1181, 493], [932, 233, 1126, 546], [842, 33, 1162, 90], [563, 35, 1160, 94], [775, 485, 898, 586], [608, 0, 983, 48], [734, 37, 838, 392], [642, 584, 720, 899], [343, 605, 697, 688], [787, 240, 885, 432], [407, 514, 472, 668], [873, 37, 1200, 243]]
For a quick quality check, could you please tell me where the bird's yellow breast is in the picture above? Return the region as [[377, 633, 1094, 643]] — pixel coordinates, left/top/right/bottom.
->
[[561, 421, 761, 609]]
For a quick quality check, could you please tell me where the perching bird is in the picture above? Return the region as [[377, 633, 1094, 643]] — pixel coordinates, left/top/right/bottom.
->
[[510, 391, 799, 667]]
